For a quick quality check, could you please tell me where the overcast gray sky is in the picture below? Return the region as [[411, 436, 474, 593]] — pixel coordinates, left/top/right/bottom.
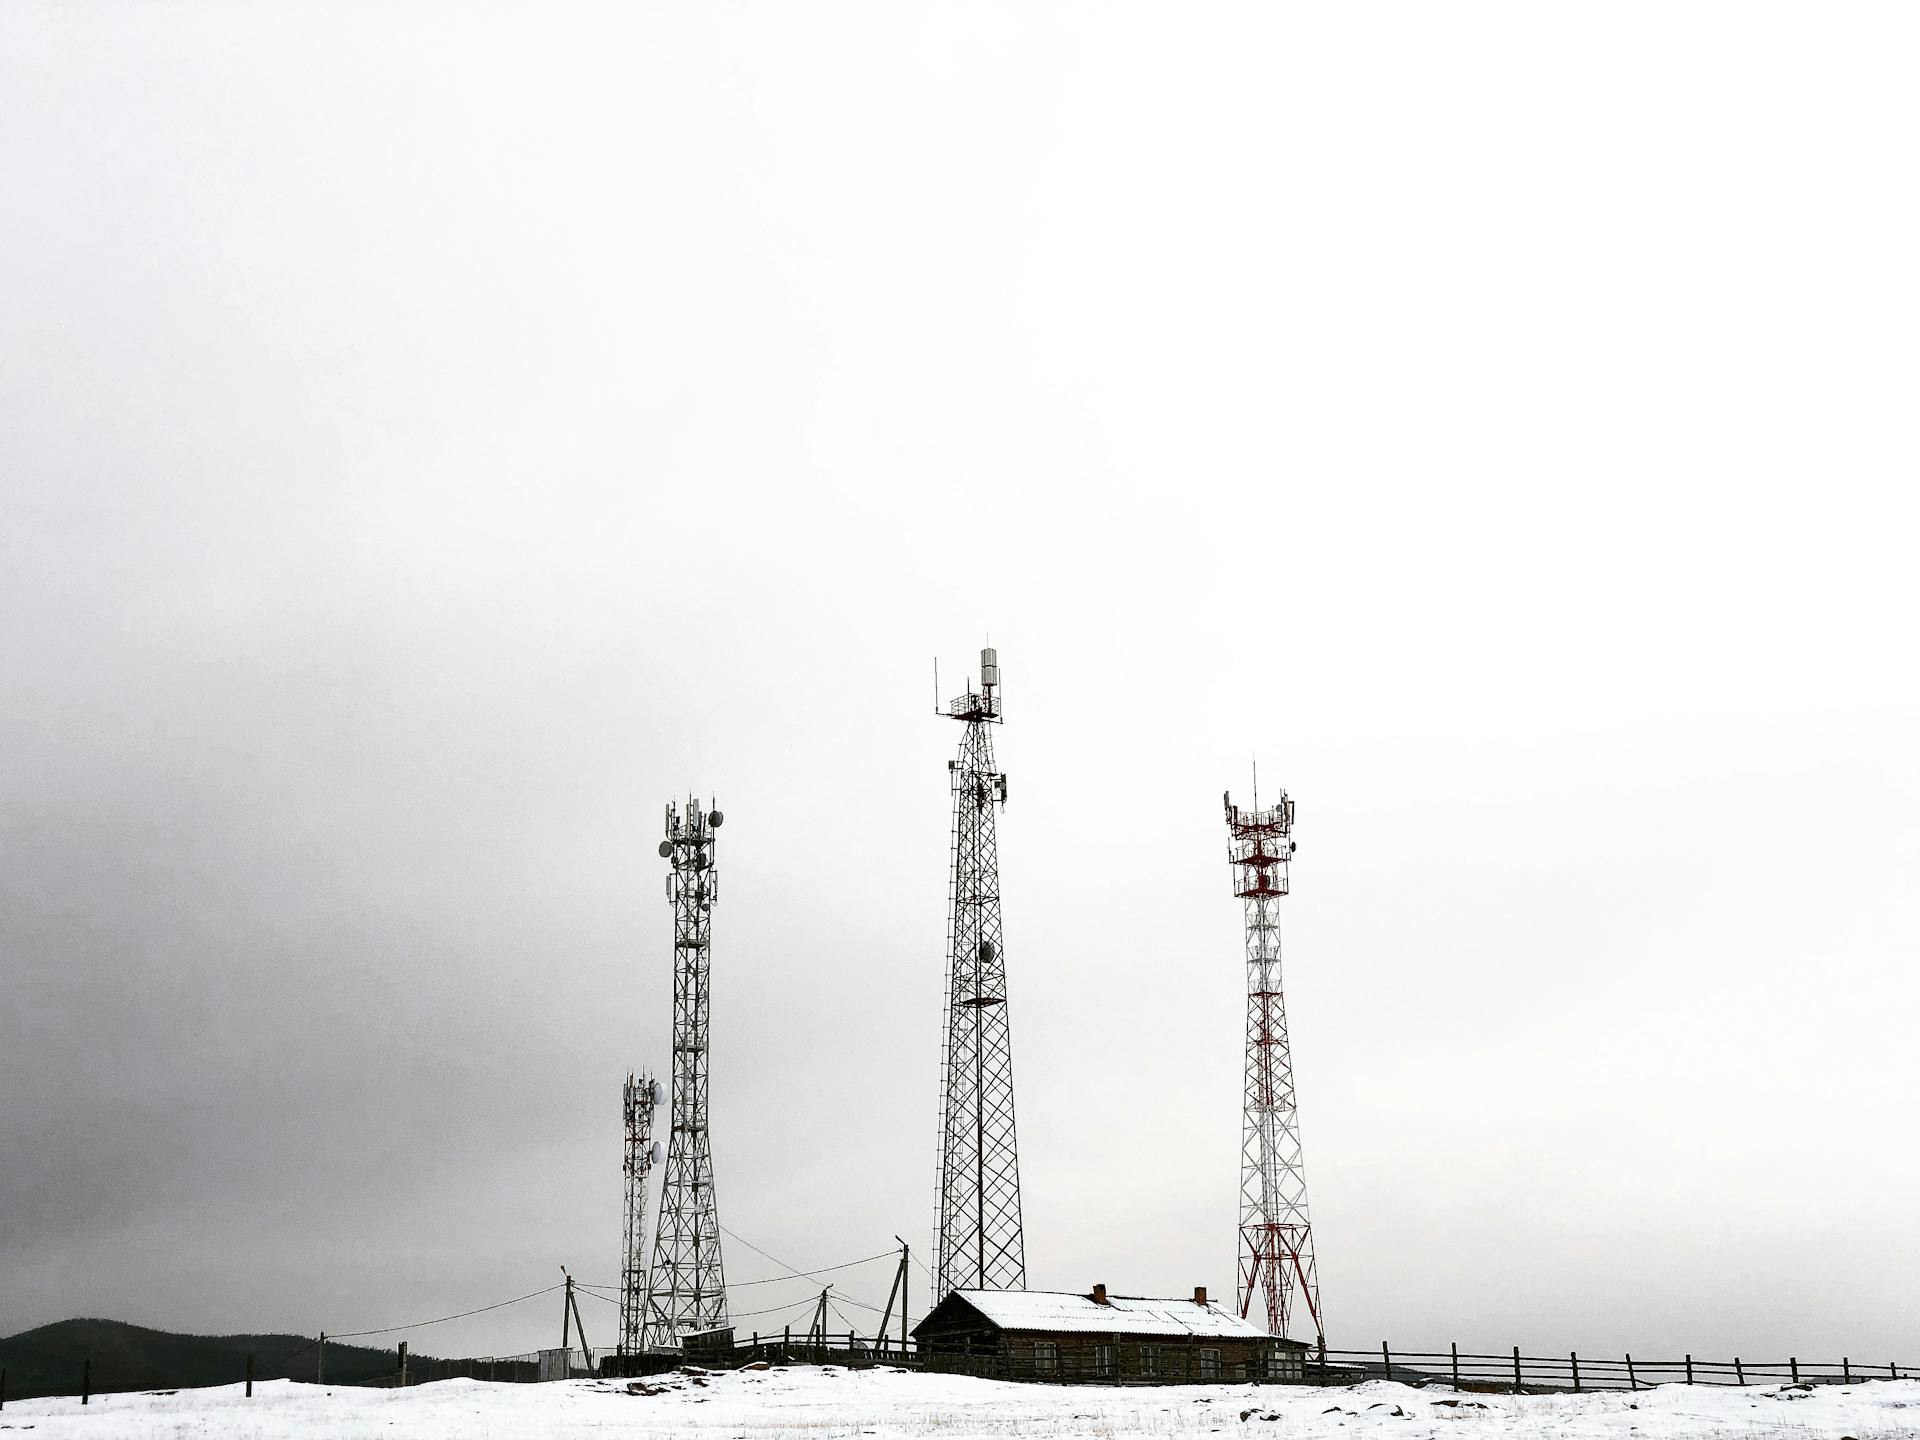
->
[[4, 2, 1917, 1366]]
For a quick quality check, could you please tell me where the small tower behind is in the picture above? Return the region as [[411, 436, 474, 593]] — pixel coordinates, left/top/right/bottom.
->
[[617, 1071, 661, 1356]]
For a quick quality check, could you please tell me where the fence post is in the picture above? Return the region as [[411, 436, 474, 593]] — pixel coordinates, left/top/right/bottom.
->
[[1685, 1354, 1693, 1385], [1790, 1358, 1798, 1384], [1451, 1343, 1459, 1388], [1513, 1347, 1522, 1395], [1571, 1353, 1580, 1392], [1382, 1342, 1392, 1384], [1735, 1358, 1744, 1386], [318, 1333, 326, 1386], [1625, 1354, 1636, 1391], [83, 1358, 91, 1406], [2, 1365, 7, 1410], [1843, 1358, 1851, 1384], [246, 1354, 254, 1398], [1892, 1363, 1899, 1380]]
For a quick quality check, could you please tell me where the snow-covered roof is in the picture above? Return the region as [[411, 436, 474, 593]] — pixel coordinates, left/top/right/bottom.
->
[[942, 1289, 1284, 1340]]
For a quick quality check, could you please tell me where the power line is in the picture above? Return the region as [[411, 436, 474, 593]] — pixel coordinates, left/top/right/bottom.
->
[[728, 1250, 896, 1288], [258, 1338, 318, 1377], [587, 1245, 896, 1320], [327, 1283, 567, 1339], [578, 1267, 819, 1325], [588, 1258, 889, 1298], [730, 1294, 828, 1323], [716, 1227, 888, 1310], [245, 1257, 896, 1374], [825, 1297, 864, 1335]]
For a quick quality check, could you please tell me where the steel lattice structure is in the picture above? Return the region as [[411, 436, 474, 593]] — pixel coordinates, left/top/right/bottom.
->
[[617, 1070, 661, 1356], [933, 646, 1026, 1299], [641, 798, 729, 1350], [1225, 783, 1324, 1347]]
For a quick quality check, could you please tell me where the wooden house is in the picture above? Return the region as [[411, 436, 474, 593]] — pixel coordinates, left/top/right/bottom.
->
[[911, 1285, 1310, 1383]]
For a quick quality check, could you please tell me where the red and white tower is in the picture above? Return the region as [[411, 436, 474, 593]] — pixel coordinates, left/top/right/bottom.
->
[[1225, 781, 1324, 1347]]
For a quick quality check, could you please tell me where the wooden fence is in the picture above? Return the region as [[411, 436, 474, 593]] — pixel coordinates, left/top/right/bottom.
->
[[22, 1334, 1906, 1404], [1321, 1346, 1911, 1393], [597, 1334, 1916, 1391]]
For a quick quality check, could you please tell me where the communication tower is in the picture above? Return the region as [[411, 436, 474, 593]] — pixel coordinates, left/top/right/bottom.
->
[[932, 646, 1026, 1298], [641, 798, 729, 1349], [616, 1071, 662, 1356], [1225, 780, 1324, 1346]]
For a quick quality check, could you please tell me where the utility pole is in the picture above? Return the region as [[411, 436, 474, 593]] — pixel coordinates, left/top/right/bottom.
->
[[563, 1268, 592, 1374], [806, 1289, 831, 1357], [878, 1237, 912, 1353]]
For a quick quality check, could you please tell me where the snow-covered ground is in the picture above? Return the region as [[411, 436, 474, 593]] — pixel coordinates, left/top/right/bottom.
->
[[5, 1365, 1917, 1439]]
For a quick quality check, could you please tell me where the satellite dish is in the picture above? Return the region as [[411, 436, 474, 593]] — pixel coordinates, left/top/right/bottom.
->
[[658, 840, 674, 858], [978, 939, 995, 963], [650, 1080, 664, 1106], [648, 1140, 663, 1165], [708, 810, 724, 828]]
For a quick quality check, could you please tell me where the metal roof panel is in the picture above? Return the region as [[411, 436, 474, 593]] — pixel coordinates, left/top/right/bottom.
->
[[946, 1290, 1282, 1340]]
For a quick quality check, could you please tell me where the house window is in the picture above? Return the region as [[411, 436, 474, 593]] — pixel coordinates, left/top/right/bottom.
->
[[1094, 1344, 1115, 1378], [1198, 1347, 1221, 1380], [1140, 1345, 1160, 1378], [1266, 1345, 1304, 1381], [1034, 1342, 1058, 1375]]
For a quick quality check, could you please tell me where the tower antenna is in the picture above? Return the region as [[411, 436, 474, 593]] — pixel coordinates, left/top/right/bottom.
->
[[931, 644, 1025, 1300], [1223, 778, 1323, 1349], [641, 797, 729, 1349], [616, 1070, 662, 1355]]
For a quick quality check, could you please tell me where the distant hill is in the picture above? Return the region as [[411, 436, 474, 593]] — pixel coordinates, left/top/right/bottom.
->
[[0, 1318, 413, 1400]]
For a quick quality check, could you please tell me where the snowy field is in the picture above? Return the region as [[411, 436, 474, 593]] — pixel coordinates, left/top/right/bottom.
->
[[5, 1365, 1918, 1440]]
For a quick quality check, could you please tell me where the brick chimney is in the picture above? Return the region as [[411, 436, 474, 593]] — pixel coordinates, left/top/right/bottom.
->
[[1193, 1286, 1208, 1306], [1091, 1283, 1109, 1306]]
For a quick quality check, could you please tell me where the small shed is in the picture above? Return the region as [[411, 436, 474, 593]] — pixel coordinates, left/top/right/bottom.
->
[[682, 1326, 736, 1364], [911, 1285, 1310, 1384]]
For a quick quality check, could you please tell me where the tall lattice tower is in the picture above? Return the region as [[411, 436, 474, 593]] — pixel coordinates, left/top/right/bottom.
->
[[617, 1071, 661, 1356], [1225, 781, 1324, 1347], [642, 798, 729, 1349], [933, 646, 1026, 1298]]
